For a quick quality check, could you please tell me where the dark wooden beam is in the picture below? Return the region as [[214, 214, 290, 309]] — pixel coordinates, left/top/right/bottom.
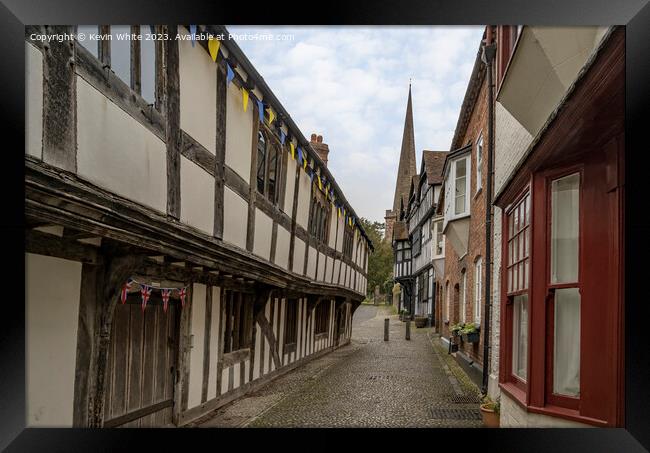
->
[[213, 63, 227, 239], [26, 229, 102, 265], [42, 25, 76, 172], [165, 24, 181, 219]]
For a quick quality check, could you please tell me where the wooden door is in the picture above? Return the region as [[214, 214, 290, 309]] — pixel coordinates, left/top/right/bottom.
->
[[103, 291, 180, 427]]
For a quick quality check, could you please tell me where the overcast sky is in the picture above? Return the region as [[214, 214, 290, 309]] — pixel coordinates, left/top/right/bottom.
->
[[228, 26, 484, 223]]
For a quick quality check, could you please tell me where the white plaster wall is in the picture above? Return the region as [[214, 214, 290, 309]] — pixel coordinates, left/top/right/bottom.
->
[[187, 283, 207, 409], [180, 156, 215, 235], [283, 158, 297, 215], [178, 26, 216, 154], [26, 253, 82, 427], [500, 393, 591, 427], [295, 171, 311, 229], [225, 81, 253, 184], [335, 217, 344, 252], [263, 302, 271, 375], [207, 286, 221, 400], [325, 256, 333, 283], [494, 102, 534, 195], [307, 246, 317, 280], [233, 364, 240, 389], [25, 42, 43, 159], [333, 260, 341, 284], [292, 238, 306, 274], [223, 187, 248, 249], [328, 212, 337, 249], [318, 252, 326, 281], [244, 359, 250, 385], [253, 323, 262, 380], [220, 367, 229, 394], [76, 76, 167, 213], [274, 226, 291, 270], [253, 208, 273, 261]]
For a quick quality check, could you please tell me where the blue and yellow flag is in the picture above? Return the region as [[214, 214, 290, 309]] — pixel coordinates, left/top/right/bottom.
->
[[208, 37, 220, 62]]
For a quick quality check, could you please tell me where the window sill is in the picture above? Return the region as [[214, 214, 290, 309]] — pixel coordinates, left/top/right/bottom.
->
[[499, 382, 610, 427], [314, 332, 328, 340]]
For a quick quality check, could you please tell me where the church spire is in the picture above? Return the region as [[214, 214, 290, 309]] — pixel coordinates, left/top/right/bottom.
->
[[392, 83, 417, 214]]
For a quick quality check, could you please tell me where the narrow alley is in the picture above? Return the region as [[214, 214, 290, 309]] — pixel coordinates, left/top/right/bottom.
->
[[192, 305, 482, 428]]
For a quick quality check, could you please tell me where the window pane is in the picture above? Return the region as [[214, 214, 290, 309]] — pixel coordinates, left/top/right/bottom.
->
[[77, 25, 99, 57], [140, 25, 156, 104], [256, 133, 266, 194], [512, 294, 529, 380], [551, 173, 580, 284], [508, 267, 512, 292], [456, 158, 466, 178], [268, 147, 277, 202], [553, 287, 580, 396], [110, 26, 131, 85]]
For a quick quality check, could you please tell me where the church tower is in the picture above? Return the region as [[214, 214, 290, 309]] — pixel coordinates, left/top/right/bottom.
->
[[385, 84, 418, 242]]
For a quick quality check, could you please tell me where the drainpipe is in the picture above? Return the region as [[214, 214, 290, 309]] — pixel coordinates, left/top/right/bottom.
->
[[481, 26, 497, 395]]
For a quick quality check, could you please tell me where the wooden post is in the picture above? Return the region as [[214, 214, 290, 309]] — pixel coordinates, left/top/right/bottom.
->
[[405, 319, 411, 341], [384, 318, 389, 341]]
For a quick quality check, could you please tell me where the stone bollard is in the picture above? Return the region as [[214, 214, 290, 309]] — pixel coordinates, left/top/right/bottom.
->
[[405, 320, 411, 340], [384, 318, 389, 341]]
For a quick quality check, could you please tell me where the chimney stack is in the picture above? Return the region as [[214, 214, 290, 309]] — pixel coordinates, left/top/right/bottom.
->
[[310, 133, 329, 166]]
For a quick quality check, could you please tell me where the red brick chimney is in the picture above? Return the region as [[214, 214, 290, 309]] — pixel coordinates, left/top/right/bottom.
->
[[310, 133, 329, 167]]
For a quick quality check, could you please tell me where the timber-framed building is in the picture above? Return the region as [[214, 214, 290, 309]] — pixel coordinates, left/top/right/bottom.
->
[[24, 24, 371, 427]]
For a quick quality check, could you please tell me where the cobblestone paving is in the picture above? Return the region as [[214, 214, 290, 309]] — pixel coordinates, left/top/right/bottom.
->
[[195, 305, 482, 428]]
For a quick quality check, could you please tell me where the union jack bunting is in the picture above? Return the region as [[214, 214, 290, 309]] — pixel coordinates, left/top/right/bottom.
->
[[178, 287, 187, 308], [140, 285, 152, 312], [161, 288, 172, 313], [121, 278, 134, 304]]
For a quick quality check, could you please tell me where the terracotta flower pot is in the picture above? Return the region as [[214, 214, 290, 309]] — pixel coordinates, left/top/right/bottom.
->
[[480, 404, 500, 428]]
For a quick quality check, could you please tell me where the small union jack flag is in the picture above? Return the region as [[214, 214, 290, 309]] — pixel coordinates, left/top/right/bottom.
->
[[140, 285, 152, 312], [121, 278, 133, 305], [178, 287, 187, 308], [161, 288, 172, 313]]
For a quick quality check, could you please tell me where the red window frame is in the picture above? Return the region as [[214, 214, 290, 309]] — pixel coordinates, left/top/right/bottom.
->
[[502, 187, 531, 395], [543, 165, 584, 412]]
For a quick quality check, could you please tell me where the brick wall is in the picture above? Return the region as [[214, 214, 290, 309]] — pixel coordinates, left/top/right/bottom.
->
[[442, 78, 489, 366]]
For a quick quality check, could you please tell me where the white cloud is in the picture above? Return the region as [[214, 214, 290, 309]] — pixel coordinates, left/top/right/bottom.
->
[[228, 25, 484, 221]]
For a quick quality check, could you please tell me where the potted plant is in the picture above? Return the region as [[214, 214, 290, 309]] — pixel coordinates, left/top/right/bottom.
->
[[414, 315, 428, 328], [480, 395, 500, 428], [450, 322, 464, 337], [460, 323, 481, 343]]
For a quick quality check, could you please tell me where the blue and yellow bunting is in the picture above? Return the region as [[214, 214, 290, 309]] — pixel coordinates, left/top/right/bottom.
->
[[226, 64, 235, 86], [257, 99, 264, 122]]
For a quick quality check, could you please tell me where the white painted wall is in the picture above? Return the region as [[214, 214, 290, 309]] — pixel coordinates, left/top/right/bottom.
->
[[274, 226, 291, 271], [318, 252, 326, 281], [223, 187, 248, 249], [307, 247, 317, 280], [253, 208, 273, 261], [328, 212, 338, 249], [25, 42, 43, 159], [76, 76, 167, 213], [283, 157, 297, 215], [187, 283, 207, 409], [207, 286, 221, 400], [295, 171, 311, 229], [26, 253, 82, 427], [178, 26, 216, 154], [325, 257, 333, 283], [292, 238, 306, 274], [225, 81, 253, 184], [180, 156, 215, 235]]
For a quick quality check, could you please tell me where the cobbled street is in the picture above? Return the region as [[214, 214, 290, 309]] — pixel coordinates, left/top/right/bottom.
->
[[193, 305, 483, 428]]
